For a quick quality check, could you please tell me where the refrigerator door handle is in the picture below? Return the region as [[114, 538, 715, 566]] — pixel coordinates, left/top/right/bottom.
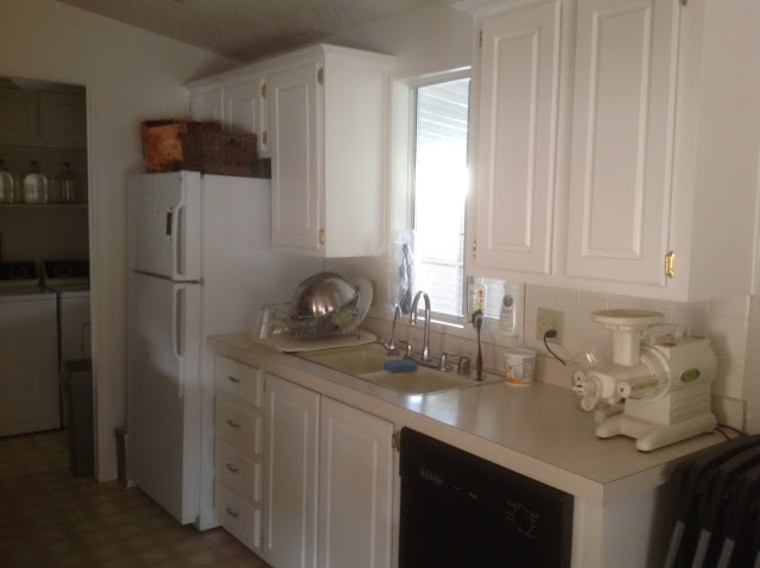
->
[[173, 285, 186, 397], [165, 207, 173, 238], [171, 202, 187, 279]]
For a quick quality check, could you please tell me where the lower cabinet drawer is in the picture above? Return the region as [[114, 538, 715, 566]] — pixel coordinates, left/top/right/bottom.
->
[[215, 481, 261, 552], [215, 356, 263, 406], [215, 394, 262, 455], [215, 438, 261, 501]]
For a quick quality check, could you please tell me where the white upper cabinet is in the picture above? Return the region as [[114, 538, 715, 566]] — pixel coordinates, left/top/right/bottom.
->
[[566, 0, 679, 287], [189, 87, 223, 123], [268, 45, 394, 257], [566, 0, 760, 300], [268, 60, 321, 253], [188, 75, 268, 157], [187, 44, 394, 258], [470, 0, 561, 276], [225, 75, 269, 157], [464, 0, 760, 301]]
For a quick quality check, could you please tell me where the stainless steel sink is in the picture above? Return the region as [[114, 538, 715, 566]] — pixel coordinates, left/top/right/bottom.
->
[[299, 343, 502, 394]]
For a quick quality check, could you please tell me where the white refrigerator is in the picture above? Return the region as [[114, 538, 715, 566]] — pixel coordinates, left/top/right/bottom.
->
[[126, 171, 322, 529]]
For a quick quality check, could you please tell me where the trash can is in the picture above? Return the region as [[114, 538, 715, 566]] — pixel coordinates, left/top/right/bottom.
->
[[60, 359, 93, 477]]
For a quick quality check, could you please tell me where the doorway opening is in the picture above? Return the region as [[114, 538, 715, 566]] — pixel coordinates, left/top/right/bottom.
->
[[0, 76, 93, 475]]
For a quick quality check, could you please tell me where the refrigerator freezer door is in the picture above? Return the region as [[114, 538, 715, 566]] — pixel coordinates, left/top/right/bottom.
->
[[127, 271, 202, 525], [128, 172, 202, 281]]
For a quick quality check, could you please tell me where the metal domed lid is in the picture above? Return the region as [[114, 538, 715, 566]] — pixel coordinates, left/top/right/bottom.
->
[[290, 271, 358, 319]]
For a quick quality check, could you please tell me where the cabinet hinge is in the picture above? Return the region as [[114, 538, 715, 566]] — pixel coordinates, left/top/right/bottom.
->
[[260, 82, 267, 99], [317, 68, 324, 85], [478, 30, 483, 48], [665, 251, 675, 279], [392, 430, 401, 451], [262, 130, 268, 146], [318, 228, 326, 245], [472, 239, 477, 259]]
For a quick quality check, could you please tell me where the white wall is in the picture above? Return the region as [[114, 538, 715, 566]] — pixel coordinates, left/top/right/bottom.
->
[[0, 0, 233, 480]]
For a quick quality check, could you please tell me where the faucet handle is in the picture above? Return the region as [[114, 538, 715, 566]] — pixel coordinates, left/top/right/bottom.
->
[[398, 339, 414, 358], [457, 356, 471, 376], [439, 352, 456, 372], [381, 339, 397, 354]]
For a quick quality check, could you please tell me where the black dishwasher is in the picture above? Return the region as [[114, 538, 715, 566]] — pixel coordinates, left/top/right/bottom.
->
[[399, 428, 574, 568]]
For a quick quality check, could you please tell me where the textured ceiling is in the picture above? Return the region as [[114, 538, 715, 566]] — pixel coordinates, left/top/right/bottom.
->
[[55, 0, 450, 62]]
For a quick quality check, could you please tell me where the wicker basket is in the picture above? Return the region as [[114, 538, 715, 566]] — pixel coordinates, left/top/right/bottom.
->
[[140, 120, 257, 176]]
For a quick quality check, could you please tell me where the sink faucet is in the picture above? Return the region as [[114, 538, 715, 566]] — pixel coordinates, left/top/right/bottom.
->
[[410, 290, 432, 362]]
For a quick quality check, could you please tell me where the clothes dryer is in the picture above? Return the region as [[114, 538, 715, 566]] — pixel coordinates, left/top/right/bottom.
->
[[43, 260, 91, 368], [0, 262, 59, 436]]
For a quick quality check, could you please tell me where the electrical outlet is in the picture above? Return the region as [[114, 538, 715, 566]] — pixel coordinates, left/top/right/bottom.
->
[[536, 307, 564, 345]]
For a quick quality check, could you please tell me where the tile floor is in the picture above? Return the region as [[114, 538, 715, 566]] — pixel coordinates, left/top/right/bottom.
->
[[0, 429, 271, 567]]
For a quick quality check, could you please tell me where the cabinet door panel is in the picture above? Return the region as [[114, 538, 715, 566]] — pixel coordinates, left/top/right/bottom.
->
[[38, 92, 86, 148], [190, 88, 223, 122], [318, 398, 394, 568], [0, 87, 36, 146], [225, 76, 271, 156], [263, 374, 319, 568], [566, 0, 679, 285], [269, 62, 321, 252], [474, 0, 561, 274]]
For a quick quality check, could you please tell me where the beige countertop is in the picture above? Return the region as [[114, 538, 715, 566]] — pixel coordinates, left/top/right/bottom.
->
[[209, 333, 723, 506]]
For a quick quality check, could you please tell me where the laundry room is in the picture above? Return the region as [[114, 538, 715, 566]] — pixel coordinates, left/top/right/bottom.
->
[[0, 77, 91, 441]]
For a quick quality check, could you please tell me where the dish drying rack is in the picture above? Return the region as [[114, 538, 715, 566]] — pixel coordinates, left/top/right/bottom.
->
[[251, 304, 375, 352]]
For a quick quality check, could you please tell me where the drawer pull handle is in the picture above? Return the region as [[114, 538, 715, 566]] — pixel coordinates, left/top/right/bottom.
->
[[226, 463, 240, 473], [227, 375, 241, 383], [225, 506, 239, 518], [226, 419, 241, 428]]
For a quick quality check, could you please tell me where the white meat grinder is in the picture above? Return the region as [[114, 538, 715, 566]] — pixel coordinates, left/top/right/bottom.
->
[[571, 309, 717, 452]]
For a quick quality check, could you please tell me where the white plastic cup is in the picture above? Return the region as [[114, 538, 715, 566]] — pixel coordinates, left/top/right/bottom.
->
[[504, 347, 537, 386]]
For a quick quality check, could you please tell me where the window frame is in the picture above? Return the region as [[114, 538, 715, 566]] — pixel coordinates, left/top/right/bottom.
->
[[388, 67, 471, 327]]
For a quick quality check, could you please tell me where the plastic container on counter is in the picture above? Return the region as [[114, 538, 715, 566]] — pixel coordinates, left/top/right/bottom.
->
[[504, 346, 536, 386]]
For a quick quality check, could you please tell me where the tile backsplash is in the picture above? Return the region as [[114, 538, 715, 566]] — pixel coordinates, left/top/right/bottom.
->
[[326, 257, 752, 431]]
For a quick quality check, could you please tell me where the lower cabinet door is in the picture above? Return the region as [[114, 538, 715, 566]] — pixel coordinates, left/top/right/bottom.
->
[[318, 397, 395, 568], [215, 481, 262, 553], [262, 374, 320, 568]]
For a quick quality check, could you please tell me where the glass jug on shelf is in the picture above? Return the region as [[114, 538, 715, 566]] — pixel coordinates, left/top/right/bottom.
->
[[22, 160, 48, 204], [0, 160, 14, 204], [54, 162, 78, 204]]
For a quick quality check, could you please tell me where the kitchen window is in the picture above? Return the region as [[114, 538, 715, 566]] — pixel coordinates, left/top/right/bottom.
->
[[392, 70, 470, 323]]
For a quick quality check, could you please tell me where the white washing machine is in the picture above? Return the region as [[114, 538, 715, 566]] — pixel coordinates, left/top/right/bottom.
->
[[0, 262, 59, 437], [43, 260, 91, 368]]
